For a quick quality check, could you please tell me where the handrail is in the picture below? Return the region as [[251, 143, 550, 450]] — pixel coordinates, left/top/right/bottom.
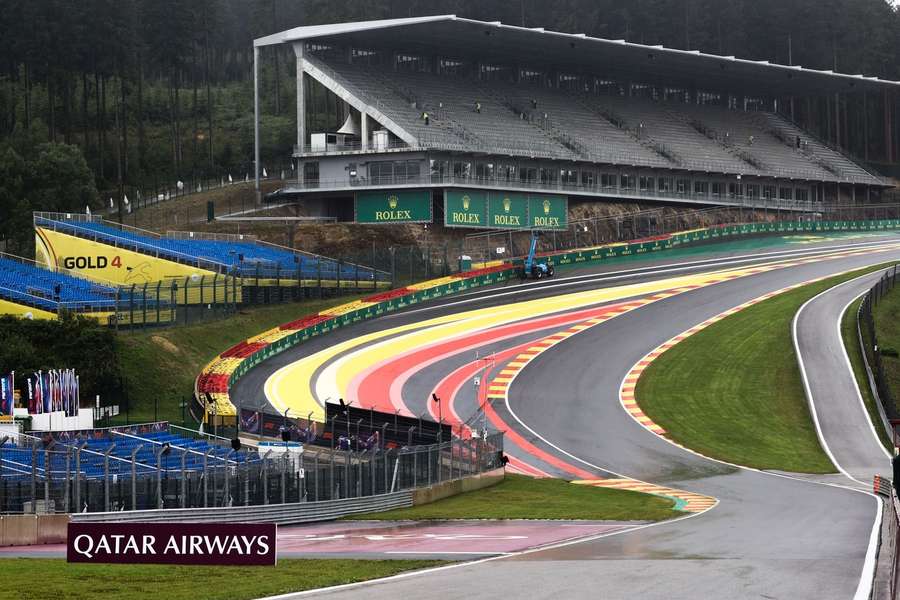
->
[[34, 216, 234, 274], [283, 173, 821, 212]]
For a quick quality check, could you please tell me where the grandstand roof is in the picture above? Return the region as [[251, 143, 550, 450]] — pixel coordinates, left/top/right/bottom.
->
[[255, 15, 900, 96]]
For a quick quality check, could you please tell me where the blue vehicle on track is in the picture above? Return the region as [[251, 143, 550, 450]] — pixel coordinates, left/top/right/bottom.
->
[[521, 231, 555, 280]]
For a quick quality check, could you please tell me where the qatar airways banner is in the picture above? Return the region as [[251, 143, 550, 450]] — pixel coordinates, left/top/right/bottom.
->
[[67, 523, 277, 566]]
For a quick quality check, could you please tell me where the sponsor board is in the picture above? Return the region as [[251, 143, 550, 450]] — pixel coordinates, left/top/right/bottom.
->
[[67, 522, 277, 566], [444, 189, 487, 228], [487, 192, 529, 230], [528, 194, 567, 230], [355, 190, 432, 224], [445, 190, 567, 230]]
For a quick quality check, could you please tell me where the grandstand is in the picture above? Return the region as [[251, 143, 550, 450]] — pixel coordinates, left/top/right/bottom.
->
[[252, 15, 897, 223], [0, 252, 166, 321], [34, 213, 387, 282]]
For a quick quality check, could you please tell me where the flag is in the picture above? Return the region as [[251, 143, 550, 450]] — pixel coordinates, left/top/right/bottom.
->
[[228, 174, 233, 184], [43, 371, 52, 413], [0, 372, 11, 415], [27, 377, 33, 414], [262, 168, 268, 178], [32, 371, 43, 414], [74, 374, 80, 416]]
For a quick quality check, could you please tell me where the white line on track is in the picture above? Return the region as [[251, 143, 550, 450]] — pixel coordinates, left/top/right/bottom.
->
[[255, 243, 900, 600], [791, 268, 896, 600]]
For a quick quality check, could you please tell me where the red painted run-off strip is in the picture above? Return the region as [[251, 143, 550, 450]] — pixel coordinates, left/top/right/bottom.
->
[[351, 301, 635, 415]]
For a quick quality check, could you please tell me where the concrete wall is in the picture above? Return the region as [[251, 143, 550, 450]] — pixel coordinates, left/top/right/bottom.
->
[[0, 514, 69, 547], [411, 467, 505, 506]]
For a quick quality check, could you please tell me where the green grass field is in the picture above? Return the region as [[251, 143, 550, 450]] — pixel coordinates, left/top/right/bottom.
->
[[841, 296, 894, 451], [2, 558, 441, 600], [345, 474, 678, 521], [871, 274, 900, 404], [116, 295, 365, 424], [635, 265, 891, 473]]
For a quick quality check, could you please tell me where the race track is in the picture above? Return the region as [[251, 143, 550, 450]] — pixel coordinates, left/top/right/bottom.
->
[[232, 233, 900, 600]]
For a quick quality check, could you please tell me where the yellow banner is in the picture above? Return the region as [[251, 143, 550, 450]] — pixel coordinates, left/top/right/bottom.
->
[[35, 227, 220, 285]]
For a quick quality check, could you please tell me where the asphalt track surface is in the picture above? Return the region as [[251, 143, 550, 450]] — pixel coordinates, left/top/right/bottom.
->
[[793, 270, 894, 485], [233, 232, 900, 600]]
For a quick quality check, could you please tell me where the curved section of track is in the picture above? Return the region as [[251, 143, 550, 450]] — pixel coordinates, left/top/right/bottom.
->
[[232, 234, 900, 600], [793, 270, 893, 484]]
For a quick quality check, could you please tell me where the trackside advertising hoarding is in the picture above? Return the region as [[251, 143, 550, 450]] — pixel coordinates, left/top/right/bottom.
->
[[444, 189, 568, 230], [355, 190, 432, 224], [67, 522, 277, 566]]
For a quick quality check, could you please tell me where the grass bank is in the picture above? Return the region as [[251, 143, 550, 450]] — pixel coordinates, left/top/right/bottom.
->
[[116, 295, 365, 425], [871, 276, 900, 402], [345, 474, 678, 521], [2, 558, 441, 600], [841, 296, 893, 451], [635, 265, 890, 473]]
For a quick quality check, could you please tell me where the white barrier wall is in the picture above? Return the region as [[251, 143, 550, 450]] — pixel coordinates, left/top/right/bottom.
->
[[28, 410, 93, 432]]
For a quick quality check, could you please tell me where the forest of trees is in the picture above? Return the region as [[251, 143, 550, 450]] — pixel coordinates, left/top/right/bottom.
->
[[0, 0, 898, 230]]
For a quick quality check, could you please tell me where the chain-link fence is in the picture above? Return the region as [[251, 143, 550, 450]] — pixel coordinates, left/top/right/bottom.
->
[[0, 428, 504, 515]]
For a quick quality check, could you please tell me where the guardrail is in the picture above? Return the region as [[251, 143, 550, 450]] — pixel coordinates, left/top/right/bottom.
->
[[69, 491, 415, 525], [537, 218, 900, 270]]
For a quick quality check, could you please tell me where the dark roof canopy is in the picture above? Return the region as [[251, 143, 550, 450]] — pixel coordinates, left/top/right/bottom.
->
[[256, 15, 900, 97]]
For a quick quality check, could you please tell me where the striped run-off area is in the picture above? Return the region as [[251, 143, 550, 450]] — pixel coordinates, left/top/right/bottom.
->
[[572, 479, 718, 513], [261, 241, 900, 512]]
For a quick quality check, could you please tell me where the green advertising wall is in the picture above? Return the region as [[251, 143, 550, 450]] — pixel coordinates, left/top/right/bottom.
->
[[535, 219, 900, 269], [488, 192, 529, 230], [356, 190, 433, 224], [528, 194, 567, 229], [445, 190, 488, 228], [444, 189, 568, 231]]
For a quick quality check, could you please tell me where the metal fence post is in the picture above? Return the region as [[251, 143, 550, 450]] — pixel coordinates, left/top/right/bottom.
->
[[203, 448, 213, 508], [30, 444, 37, 511], [43, 448, 51, 512], [130, 445, 143, 510], [281, 455, 287, 504], [103, 443, 115, 512], [155, 446, 164, 509], [344, 451, 350, 498], [63, 447, 71, 513], [180, 449, 187, 508], [223, 450, 234, 507], [262, 450, 271, 505], [74, 443, 86, 511], [314, 453, 320, 502], [330, 452, 336, 500]]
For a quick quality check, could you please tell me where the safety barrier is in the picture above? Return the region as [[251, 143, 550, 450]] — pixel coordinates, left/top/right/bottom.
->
[[539, 218, 900, 269], [69, 491, 414, 525]]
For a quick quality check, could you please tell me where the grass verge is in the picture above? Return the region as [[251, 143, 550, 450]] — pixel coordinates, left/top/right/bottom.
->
[[871, 275, 900, 403], [840, 296, 894, 451], [2, 558, 442, 600], [344, 474, 678, 521], [116, 295, 365, 424], [636, 264, 891, 473]]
